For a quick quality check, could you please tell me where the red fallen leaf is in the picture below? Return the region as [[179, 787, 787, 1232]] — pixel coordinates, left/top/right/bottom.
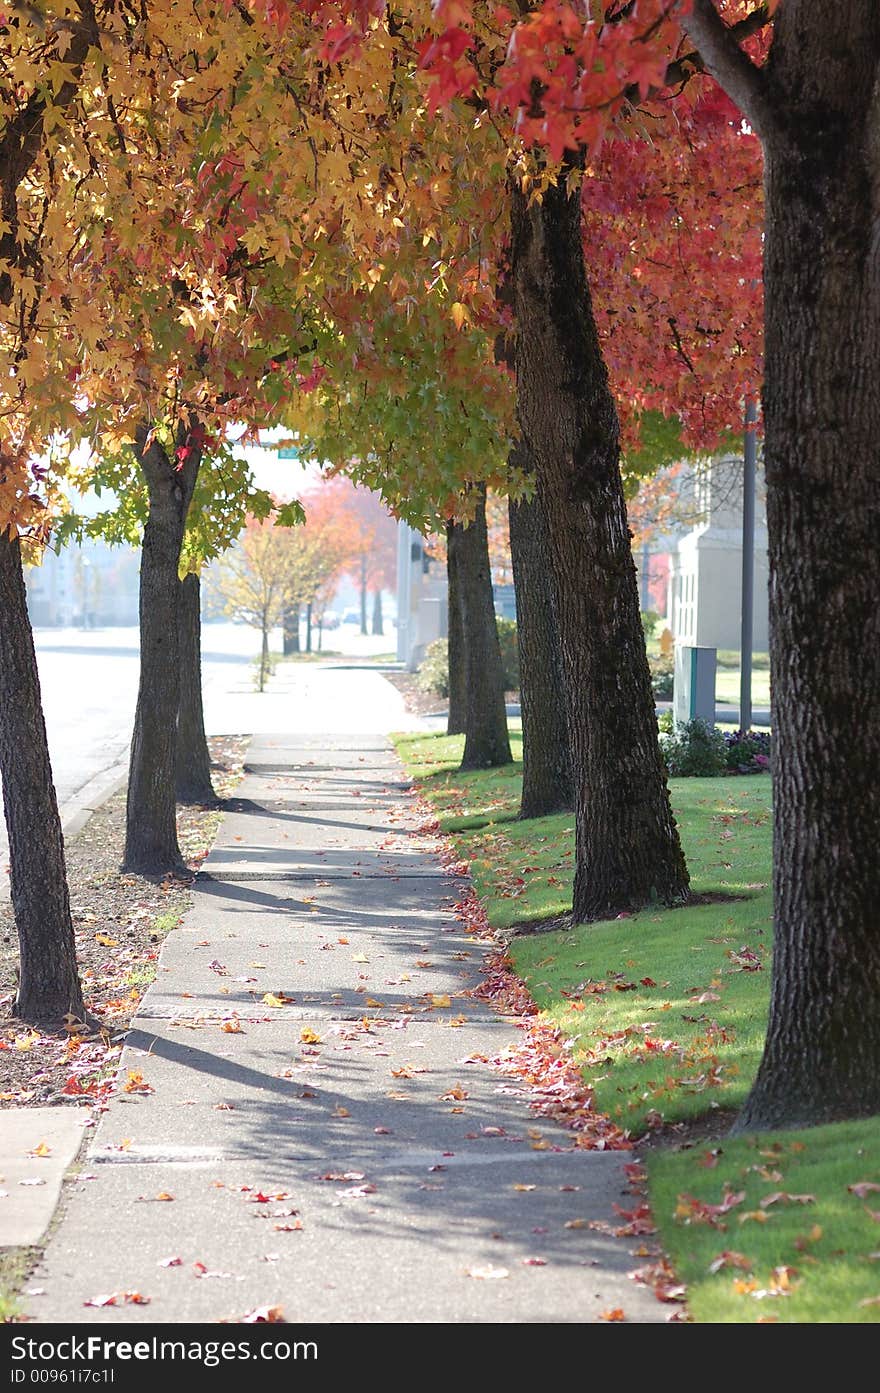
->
[[84, 1291, 150, 1308], [158, 1257, 183, 1268], [640, 978, 657, 987], [848, 1182, 880, 1200], [598, 1308, 626, 1321], [698, 1150, 723, 1169], [193, 1262, 208, 1276], [708, 1251, 753, 1274], [239, 1305, 286, 1323], [760, 1191, 816, 1208], [522, 1256, 547, 1266]]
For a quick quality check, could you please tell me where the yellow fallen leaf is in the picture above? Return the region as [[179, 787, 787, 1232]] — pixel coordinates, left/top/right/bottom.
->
[[514, 1184, 536, 1193], [300, 1027, 322, 1045], [122, 1070, 154, 1095], [14, 1032, 40, 1051], [333, 1105, 350, 1118], [95, 933, 118, 947], [27, 1141, 51, 1158], [352, 954, 369, 964], [263, 994, 285, 1008], [428, 994, 451, 1009], [738, 1210, 769, 1224]]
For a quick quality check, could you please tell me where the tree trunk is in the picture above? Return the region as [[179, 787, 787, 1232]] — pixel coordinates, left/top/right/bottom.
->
[[446, 520, 467, 736], [508, 475, 573, 818], [175, 572, 215, 805], [372, 589, 384, 635], [721, 10, 880, 1131], [359, 557, 369, 634], [0, 534, 84, 1025], [283, 606, 300, 654], [306, 602, 313, 653], [124, 424, 201, 875], [259, 621, 270, 692], [451, 487, 512, 770], [510, 173, 689, 920]]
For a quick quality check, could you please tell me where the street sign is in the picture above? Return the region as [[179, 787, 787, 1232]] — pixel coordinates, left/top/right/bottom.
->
[[277, 448, 298, 459]]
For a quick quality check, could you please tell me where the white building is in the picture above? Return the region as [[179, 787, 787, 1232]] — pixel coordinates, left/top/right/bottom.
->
[[668, 455, 769, 651]]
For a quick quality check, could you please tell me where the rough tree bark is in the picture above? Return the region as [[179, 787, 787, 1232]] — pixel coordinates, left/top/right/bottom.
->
[[508, 464, 573, 818], [0, 534, 85, 1025], [450, 487, 512, 770], [175, 572, 215, 805], [124, 423, 201, 874], [511, 174, 689, 920], [372, 589, 384, 635], [446, 520, 467, 735], [305, 602, 313, 652], [686, 0, 880, 1130]]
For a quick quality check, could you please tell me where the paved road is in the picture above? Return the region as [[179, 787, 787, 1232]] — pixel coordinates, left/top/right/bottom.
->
[[28, 730, 664, 1324], [0, 622, 413, 885]]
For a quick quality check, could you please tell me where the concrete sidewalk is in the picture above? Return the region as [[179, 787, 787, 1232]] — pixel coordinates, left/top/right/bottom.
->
[[28, 734, 665, 1324]]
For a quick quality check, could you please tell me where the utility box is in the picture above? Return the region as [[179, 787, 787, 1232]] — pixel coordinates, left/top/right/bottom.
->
[[674, 646, 717, 726]]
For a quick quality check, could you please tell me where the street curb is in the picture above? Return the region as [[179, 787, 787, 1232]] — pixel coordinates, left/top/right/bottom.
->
[[59, 758, 130, 843]]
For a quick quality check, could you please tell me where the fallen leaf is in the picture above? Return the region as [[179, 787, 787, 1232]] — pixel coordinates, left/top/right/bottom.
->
[[239, 1305, 285, 1323], [300, 1027, 322, 1045], [465, 1265, 509, 1280], [27, 1141, 51, 1158], [597, 1309, 626, 1322], [848, 1182, 880, 1200], [708, 1251, 753, 1274]]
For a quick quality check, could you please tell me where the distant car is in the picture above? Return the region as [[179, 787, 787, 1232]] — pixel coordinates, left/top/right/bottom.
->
[[342, 608, 360, 625]]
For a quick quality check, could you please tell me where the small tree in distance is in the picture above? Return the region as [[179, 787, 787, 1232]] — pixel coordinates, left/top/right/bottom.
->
[[213, 515, 302, 691]]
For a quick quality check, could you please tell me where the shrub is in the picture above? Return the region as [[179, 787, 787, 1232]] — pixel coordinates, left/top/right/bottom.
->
[[416, 638, 449, 697], [641, 609, 661, 641], [495, 616, 520, 691], [660, 718, 727, 777], [417, 620, 519, 698], [650, 652, 674, 698], [724, 728, 772, 774]]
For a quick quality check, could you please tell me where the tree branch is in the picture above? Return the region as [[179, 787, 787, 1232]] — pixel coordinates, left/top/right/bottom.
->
[[681, 0, 777, 139]]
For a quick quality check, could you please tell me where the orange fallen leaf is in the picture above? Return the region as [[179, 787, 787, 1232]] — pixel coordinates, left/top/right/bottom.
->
[[27, 1141, 51, 1158], [597, 1308, 626, 1321], [222, 1019, 243, 1034], [122, 1070, 154, 1095]]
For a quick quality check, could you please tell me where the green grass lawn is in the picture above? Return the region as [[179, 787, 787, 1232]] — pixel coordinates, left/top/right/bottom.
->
[[395, 730, 773, 1132], [649, 1118, 880, 1322], [395, 728, 880, 1322]]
